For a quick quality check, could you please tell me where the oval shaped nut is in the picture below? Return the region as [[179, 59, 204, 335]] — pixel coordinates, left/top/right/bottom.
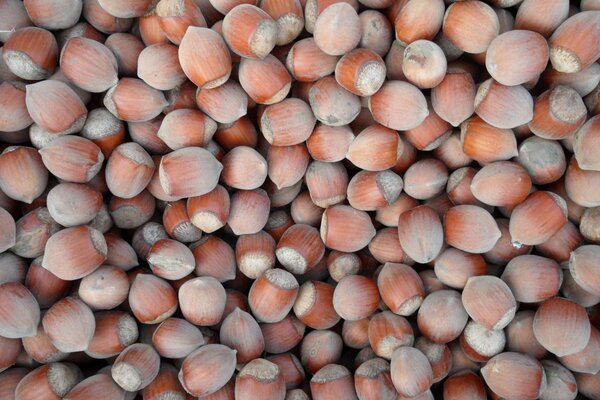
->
[[481, 352, 545, 400], [159, 147, 223, 198], [47, 183, 103, 227], [334, 48, 386, 96], [368, 311, 414, 359], [442, 1, 499, 54], [434, 247, 487, 290], [501, 255, 562, 304], [403, 159, 448, 200], [147, 238, 195, 281], [390, 347, 433, 398], [417, 290, 468, 344], [16, 363, 82, 399], [220, 308, 264, 364], [460, 116, 518, 164], [78, 265, 129, 310], [397, 205, 443, 264], [354, 358, 397, 400], [239, 54, 291, 105], [485, 30, 549, 86], [151, 317, 204, 360], [25, 79, 87, 135], [137, 43, 185, 91], [178, 26, 232, 89], [515, 0, 569, 37], [377, 263, 425, 317], [191, 235, 236, 282], [309, 76, 361, 127], [197, 80, 249, 125], [533, 297, 591, 357], [569, 245, 600, 296], [306, 124, 353, 164], [574, 114, 600, 171], [105, 142, 154, 199], [0, 81, 33, 132], [42, 226, 107, 281], [517, 136, 567, 185], [267, 143, 309, 190], [549, 10, 600, 73], [559, 325, 600, 374], [286, 37, 338, 82], [235, 358, 286, 399], [42, 297, 95, 352], [462, 276, 517, 331], [320, 204, 375, 252], [187, 185, 230, 233], [470, 161, 532, 207], [305, 161, 348, 208], [368, 80, 429, 130], [529, 85, 587, 140], [221, 146, 268, 190], [0, 146, 48, 204], [444, 205, 501, 254], [293, 280, 339, 330], [128, 273, 177, 324], [368, 227, 408, 265], [111, 343, 160, 392], [313, 2, 361, 56], [333, 275, 379, 321], [104, 78, 168, 122], [179, 276, 226, 326], [60, 37, 119, 92], [276, 224, 324, 275], [228, 189, 271, 235], [402, 40, 447, 89], [222, 4, 277, 59], [346, 124, 402, 171], [249, 268, 298, 323], [509, 191, 568, 247], [565, 157, 600, 208], [347, 170, 403, 211], [431, 68, 476, 127], [39, 135, 104, 183], [260, 98, 316, 146], [474, 79, 534, 129], [359, 9, 393, 56], [394, 0, 444, 45], [0, 282, 40, 339], [310, 364, 357, 399], [260, 0, 304, 46], [2, 26, 58, 80], [156, 108, 217, 150], [179, 344, 237, 397]]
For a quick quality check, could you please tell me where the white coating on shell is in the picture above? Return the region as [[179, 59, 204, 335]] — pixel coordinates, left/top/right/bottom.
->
[[275, 247, 307, 275], [264, 268, 298, 289]]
